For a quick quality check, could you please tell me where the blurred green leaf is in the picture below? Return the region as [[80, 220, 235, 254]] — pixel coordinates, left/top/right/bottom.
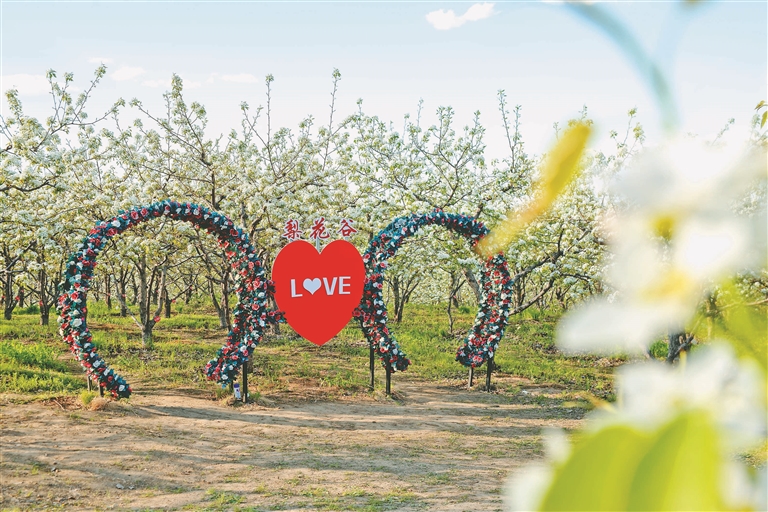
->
[[721, 302, 768, 372], [696, 282, 768, 372], [627, 410, 722, 510], [541, 411, 724, 511], [761, 111, 767, 129], [541, 425, 650, 510]]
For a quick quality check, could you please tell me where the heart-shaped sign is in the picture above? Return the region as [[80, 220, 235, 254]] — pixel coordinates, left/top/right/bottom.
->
[[272, 240, 365, 346]]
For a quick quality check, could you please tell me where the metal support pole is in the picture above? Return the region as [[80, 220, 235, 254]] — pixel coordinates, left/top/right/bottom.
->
[[468, 366, 474, 389], [369, 345, 375, 391], [485, 356, 494, 392], [87, 376, 92, 392], [385, 360, 392, 396], [242, 364, 248, 403]]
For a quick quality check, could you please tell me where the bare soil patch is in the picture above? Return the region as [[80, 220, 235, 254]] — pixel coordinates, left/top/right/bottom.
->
[[1, 376, 586, 511]]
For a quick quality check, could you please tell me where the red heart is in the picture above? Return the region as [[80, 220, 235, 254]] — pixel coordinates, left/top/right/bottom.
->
[[272, 240, 365, 346]]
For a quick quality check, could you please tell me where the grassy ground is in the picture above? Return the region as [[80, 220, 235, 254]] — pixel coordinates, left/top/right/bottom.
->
[[4, 300, 765, 510], [0, 299, 619, 402], [2, 300, 613, 511]]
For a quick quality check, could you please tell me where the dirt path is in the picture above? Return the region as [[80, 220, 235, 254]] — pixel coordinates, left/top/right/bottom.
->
[[1, 378, 585, 511]]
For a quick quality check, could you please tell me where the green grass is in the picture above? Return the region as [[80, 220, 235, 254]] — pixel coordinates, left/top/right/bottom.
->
[[349, 303, 619, 398], [0, 298, 617, 399], [205, 488, 244, 508], [498, 315, 621, 398], [0, 317, 87, 394], [0, 365, 86, 394], [0, 338, 68, 371], [649, 339, 668, 359], [79, 389, 98, 406]]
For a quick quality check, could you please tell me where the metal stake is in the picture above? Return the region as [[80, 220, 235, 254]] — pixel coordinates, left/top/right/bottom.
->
[[385, 360, 392, 396], [242, 363, 248, 403], [485, 356, 494, 392], [369, 345, 375, 390]]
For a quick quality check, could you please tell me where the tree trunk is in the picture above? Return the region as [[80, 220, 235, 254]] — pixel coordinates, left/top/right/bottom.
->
[[390, 273, 420, 324], [3, 285, 14, 320], [395, 302, 405, 324], [220, 262, 231, 331], [38, 262, 49, 325], [163, 281, 172, 318], [105, 274, 112, 310], [446, 271, 465, 334], [40, 281, 57, 327], [3, 272, 15, 320], [17, 286, 24, 308], [138, 259, 166, 349], [391, 276, 403, 323], [269, 296, 281, 334], [463, 268, 482, 304], [208, 278, 229, 330], [142, 328, 153, 348], [512, 273, 526, 310], [119, 273, 128, 317], [138, 255, 151, 348], [40, 307, 50, 326], [131, 273, 139, 305], [2, 245, 23, 320], [666, 331, 692, 363]]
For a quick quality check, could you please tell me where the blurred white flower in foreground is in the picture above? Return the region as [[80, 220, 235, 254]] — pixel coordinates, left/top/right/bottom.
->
[[505, 344, 767, 511], [558, 137, 766, 353], [592, 344, 766, 449]]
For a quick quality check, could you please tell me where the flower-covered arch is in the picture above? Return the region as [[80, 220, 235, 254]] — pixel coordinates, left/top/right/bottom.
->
[[358, 210, 513, 372], [57, 200, 282, 398]]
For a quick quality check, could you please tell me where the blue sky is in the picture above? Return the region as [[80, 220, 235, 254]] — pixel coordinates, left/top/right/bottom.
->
[[2, 1, 765, 158]]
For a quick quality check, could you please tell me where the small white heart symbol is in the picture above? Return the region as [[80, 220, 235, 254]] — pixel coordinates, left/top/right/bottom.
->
[[303, 278, 321, 295]]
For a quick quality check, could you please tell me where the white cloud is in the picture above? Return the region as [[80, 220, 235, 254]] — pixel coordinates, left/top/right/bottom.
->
[[219, 73, 259, 84], [88, 57, 113, 64], [2, 74, 50, 95], [426, 2, 495, 30], [111, 66, 146, 81], [463, 2, 496, 21]]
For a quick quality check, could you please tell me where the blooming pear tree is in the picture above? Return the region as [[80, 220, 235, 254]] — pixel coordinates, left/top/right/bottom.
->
[[104, 74, 248, 330], [0, 67, 114, 323], [234, 70, 360, 265], [0, 66, 112, 195]]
